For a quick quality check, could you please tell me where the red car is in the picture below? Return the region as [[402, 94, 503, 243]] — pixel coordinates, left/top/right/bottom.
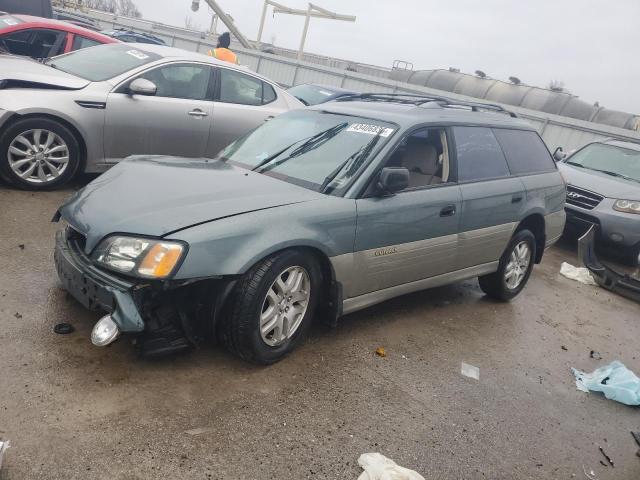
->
[[0, 14, 118, 58]]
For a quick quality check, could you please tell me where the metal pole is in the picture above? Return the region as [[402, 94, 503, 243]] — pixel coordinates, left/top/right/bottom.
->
[[297, 3, 312, 61], [201, 0, 254, 49], [257, 0, 269, 45]]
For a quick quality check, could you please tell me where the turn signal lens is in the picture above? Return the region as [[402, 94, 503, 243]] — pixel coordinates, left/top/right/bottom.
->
[[613, 199, 640, 214], [137, 243, 184, 278]]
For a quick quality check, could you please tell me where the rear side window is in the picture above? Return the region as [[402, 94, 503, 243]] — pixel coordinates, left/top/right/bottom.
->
[[453, 126, 510, 182], [493, 129, 555, 175], [219, 69, 276, 106]]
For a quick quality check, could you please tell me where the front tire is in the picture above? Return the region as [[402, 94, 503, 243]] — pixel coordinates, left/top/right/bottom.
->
[[0, 117, 81, 190], [479, 229, 536, 301], [219, 250, 321, 364]]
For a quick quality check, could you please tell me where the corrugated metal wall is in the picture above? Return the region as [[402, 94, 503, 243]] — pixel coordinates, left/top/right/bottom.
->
[[74, 8, 640, 152]]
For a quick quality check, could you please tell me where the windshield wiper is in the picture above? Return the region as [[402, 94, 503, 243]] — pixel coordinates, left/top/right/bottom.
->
[[565, 161, 584, 168], [254, 122, 348, 173], [319, 133, 383, 194], [586, 167, 638, 182]]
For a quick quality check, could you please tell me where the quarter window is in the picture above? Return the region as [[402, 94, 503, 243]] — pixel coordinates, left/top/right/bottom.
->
[[493, 128, 555, 175], [219, 69, 275, 106], [139, 64, 211, 100], [453, 126, 510, 182], [71, 35, 100, 51]]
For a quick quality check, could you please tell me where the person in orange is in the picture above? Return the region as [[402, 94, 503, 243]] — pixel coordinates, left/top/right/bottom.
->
[[207, 32, 239, 64]]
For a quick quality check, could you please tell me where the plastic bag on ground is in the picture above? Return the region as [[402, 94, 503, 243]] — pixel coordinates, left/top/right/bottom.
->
[[571, 361, 640, 406], [358, 453, 425, 480], [0, 439, 9, 471], [560, 262, 597, 285]]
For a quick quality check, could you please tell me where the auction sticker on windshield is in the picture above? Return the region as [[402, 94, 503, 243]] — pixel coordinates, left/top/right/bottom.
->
[[346, 123, 394, 137], [126, 50, 150, 60]]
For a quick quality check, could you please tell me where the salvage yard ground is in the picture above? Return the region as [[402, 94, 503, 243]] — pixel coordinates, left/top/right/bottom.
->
[[0, 179, 639, 479]]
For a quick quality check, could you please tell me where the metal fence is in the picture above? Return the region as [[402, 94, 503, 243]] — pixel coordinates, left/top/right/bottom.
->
[[77, 8, 640, 152]]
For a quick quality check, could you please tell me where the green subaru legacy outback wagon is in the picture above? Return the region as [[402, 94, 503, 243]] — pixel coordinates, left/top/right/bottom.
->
[[54, 93, 566, 363]]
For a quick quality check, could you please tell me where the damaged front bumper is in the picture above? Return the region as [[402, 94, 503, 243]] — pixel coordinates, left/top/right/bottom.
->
[[54, 229, 146, 333], [579, 225, 640, 303], [54, 227, 236, 355]]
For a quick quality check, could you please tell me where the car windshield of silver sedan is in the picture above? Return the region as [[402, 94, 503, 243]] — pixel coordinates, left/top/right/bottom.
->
[[220, 110, 396, 194], [566, 143, 640, 183], [45, 44, 161, 82]]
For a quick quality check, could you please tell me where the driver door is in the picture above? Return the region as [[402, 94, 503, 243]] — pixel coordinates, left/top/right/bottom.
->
[[103, 62, 214, 163], [350, 128, 461, 298]]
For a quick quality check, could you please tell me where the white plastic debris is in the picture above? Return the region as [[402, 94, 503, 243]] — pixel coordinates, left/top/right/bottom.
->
[[572, 361, 640, 406], [559, 262, 597, 285], [357, 453, 425, 480], [0, 439, 9, 471], [461, 362, 479, 380]]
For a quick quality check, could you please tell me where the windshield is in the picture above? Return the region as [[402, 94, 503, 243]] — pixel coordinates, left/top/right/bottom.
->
[[287, 85, 340, 105], [45, 44, 161, 82], [566, 143, 640, 183], [220, 110, 396, 194]]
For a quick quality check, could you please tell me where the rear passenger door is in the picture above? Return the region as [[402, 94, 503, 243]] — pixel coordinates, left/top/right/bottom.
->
[[454, 126, 525, 270], [208, 68, 284, 156]]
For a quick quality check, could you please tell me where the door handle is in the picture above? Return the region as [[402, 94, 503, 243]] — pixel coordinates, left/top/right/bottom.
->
[[439, 205, 456, 217], [188, 109, 208, 117], [264, 115, 275, 122], [511, 195, 523, 204]]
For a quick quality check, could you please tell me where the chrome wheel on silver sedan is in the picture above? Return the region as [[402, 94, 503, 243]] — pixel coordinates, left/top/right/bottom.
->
[[8, 129, 69, 184], [0, 117, 80, 190], [260, 266, 311, 347], [504, 241, 531, 289]]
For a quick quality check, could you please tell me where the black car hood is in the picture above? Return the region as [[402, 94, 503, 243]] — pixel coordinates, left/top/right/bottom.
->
[[558, 163, 640, 199], [59, 156, 322, 253]]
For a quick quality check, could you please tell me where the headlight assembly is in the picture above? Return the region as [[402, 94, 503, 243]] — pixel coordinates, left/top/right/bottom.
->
[[613, 199, 640, 215], [92, 236, 186, 279]]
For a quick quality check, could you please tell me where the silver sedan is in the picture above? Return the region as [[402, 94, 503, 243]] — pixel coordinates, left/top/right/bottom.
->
[[0, 43, 302, 189]]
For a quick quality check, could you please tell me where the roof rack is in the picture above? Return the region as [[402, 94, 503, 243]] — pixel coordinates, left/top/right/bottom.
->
[[335, 93, 518, 118]]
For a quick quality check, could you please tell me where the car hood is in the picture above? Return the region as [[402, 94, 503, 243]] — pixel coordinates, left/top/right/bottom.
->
[[58, 156, 323, 253], [0, 54, 89, 89], [558, 163, 640, 199]]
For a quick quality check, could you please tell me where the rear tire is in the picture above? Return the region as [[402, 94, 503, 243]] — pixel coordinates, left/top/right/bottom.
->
[[0, 117, 81, 190], [218, 250, 321, 364], [479, 229, 536, 301]]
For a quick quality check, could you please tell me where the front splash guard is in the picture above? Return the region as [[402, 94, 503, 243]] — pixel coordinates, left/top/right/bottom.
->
[[579, 225, 640, 303]]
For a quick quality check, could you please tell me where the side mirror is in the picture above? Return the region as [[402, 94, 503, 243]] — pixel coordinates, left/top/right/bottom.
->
[[128, 78, 157, 96], [553, 146, 566, 162], [377, 167, 409, 195]]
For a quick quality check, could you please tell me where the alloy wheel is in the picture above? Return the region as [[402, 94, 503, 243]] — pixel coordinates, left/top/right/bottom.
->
[[260, 266, 311, 347], [7, 129, 69, 184], [504, 241, 531, 289]]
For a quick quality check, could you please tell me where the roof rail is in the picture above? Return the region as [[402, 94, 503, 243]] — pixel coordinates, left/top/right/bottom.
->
[[336, 93, 518, 118]]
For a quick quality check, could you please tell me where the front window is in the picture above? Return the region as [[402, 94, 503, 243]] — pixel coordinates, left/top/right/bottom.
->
[[45, 44, 161, 81], [566, 143, 640, 183], [220, 110, 397, 194]]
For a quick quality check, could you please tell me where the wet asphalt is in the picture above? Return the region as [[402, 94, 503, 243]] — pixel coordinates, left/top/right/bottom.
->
[[0, 179, 639, 480]]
